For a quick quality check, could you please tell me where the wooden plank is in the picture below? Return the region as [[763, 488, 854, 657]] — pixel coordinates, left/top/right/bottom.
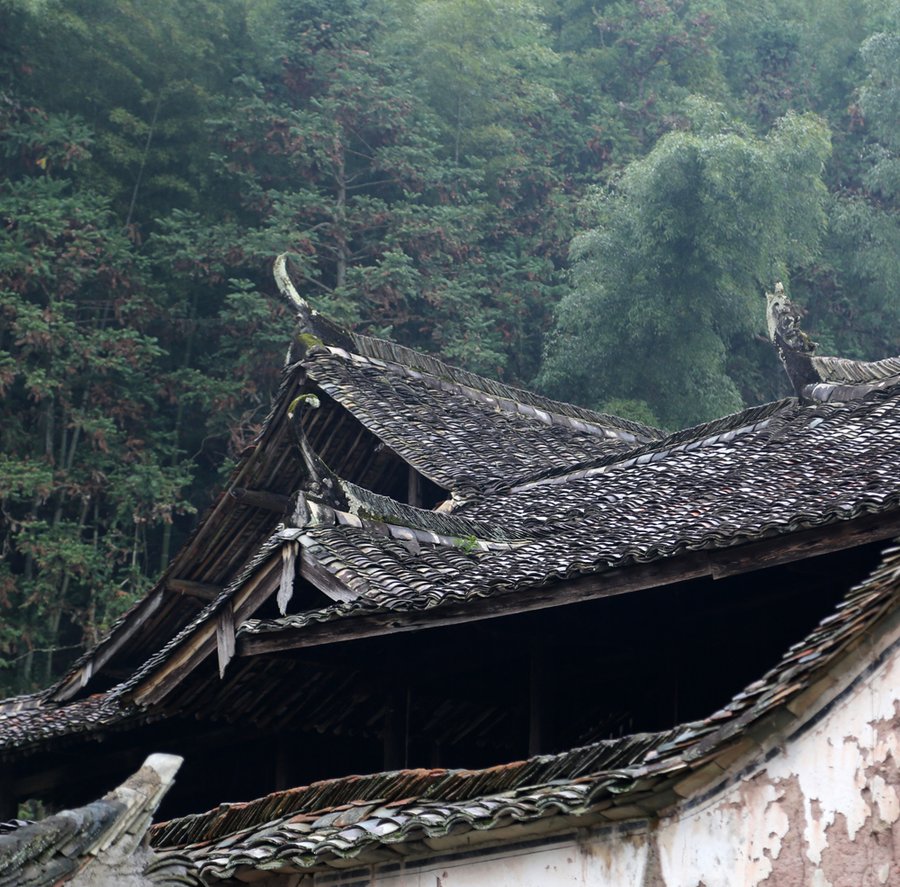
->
[[167, 579, 222, 602], [708, 511, 900, 579], [217, 603, 236, 678], [300, 549, 360, 603], [50, 589, 167, 702], [230, 487, 293, 513], [238, 511, 900, 657]]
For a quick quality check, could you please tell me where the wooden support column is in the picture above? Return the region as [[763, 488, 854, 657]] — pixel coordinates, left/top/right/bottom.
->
[[407, 467, 422, 508], [274, 736, 291, 791], [528, 643, 544, 756], [382, 691, 406, 771]]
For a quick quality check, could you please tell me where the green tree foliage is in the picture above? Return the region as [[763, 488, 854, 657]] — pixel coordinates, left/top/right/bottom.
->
[[539, 104, 831, 428], [5, 0, 251, 231], [0, 156, 194, 690], [2, 0, 900, 693], [794, 9, 900, 362], [859, 22, 900, 200], [157, 0, 571, 381]]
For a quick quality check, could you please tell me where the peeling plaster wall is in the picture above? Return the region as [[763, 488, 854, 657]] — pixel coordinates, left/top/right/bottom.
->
[[315, 638, 900, 887], [656, 644, 900, 887]]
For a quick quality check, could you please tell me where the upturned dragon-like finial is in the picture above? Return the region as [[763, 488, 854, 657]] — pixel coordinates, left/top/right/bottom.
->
[[274, 253, 355, 364], [765, 283, 900, 402]]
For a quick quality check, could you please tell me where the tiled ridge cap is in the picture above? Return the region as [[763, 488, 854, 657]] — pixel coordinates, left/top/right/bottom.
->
[[334, 481, 524, 546], [504, 385, 900, 495], [505, 398, 798, 494], [813, 353, 900, 384], [297, 506, 525, 554], [336, 334, 664, 443]]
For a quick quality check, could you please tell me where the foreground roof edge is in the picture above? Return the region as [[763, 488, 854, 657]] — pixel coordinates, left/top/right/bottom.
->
[[146, 538, 900, 877]]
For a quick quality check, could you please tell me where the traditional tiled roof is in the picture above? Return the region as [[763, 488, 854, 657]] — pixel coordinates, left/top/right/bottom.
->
[[0, 692, 144, 756], [147, 540, 900, 879], [45, 292, 657, 704], [461, 384, 900, 534], [299, 339, 659, 497], [13, 384, 900, 755], [241, 385, 900, 638]]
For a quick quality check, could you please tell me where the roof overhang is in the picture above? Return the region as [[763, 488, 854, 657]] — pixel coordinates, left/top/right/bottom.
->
[[237, 508, 900, 657]]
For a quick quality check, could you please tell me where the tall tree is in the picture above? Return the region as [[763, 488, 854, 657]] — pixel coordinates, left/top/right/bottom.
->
[[539, 101, 831, 428]]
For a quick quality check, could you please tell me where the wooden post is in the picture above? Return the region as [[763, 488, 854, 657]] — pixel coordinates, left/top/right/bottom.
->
[[383, 692, 404, 771], [274, 736, 290, 791], [407, 467, 422, 508], [528, 643, 544, 757]]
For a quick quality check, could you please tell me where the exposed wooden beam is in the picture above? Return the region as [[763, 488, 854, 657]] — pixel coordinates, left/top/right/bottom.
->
[[230, 487, 293, 513], [50, 590, 167, 702], [133, 557, 283, 706], [300, 549, 360, 603], [167, 579, 222, 602], [238, 510, 900, 657], [706, 511, 900, 578]]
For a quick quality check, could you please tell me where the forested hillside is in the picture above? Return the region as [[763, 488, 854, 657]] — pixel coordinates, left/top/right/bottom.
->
[[1, 0, 898, 693]]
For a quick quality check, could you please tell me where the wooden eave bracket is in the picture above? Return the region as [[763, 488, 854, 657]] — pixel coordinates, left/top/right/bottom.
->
[[229, 487, 293, 514], [217, 603, 236, 679], [167, 579, 222, 602]]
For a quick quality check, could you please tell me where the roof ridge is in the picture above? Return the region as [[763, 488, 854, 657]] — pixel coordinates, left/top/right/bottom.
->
[[333, 481, 523, 545], [340, 333, 663, 442], [276, 252, 661, 443], [503, 398, 798, 494]]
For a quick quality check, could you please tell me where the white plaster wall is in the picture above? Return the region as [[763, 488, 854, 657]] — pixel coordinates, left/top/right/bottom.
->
[[316, 639, 900, 887], [334, 835, 650, 887]]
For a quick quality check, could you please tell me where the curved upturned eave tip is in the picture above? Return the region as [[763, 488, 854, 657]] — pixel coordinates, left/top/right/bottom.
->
[[274, 253, 313, 319]]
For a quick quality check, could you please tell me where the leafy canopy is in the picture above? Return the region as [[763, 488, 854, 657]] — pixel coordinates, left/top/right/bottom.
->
[[539, 101, 830, 429]]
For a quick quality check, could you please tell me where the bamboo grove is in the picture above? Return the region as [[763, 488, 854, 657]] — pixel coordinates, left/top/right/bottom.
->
[[1, 0, 898, 692]]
